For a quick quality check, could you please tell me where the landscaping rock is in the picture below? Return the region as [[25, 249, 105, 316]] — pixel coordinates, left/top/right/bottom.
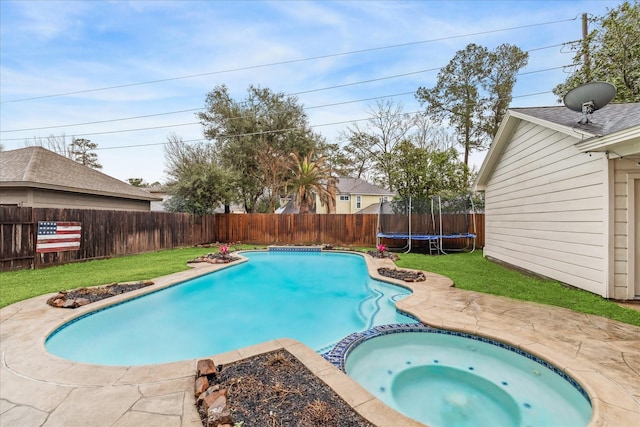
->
[[46, 281, 154, 309], [189, 253, 240, 264], [202, 390, 227, 412], [197, 359, 217, 377], [195, 376, 209, 397], [378, 267, 426, 282], [367, 250, 399, 261], [75, 297, 91, 307]]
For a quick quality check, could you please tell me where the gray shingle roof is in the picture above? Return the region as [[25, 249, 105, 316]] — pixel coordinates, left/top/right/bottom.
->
[[0, 147, 160, 201], [512, 102, 640, 137], [335, 177, 395, 196]]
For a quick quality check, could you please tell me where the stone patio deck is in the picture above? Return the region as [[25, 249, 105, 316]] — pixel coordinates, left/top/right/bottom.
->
[[1, 253, 639, 426]]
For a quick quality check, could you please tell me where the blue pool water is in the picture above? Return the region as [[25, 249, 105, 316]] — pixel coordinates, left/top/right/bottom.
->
[[342, 328, 592, 427], [46, 251, 415, 365]]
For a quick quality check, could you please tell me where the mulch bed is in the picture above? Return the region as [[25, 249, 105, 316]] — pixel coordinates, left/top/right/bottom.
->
[[197, 350, 373, 427]]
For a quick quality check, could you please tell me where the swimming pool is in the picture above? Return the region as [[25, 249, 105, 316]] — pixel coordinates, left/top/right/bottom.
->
[[329, 325, 592, 427], [46, 251, 416, 365]]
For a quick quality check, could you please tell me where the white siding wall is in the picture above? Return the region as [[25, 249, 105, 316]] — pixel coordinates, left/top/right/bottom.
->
[[612, 159, 639, 299], [484, 120, 607, 296]]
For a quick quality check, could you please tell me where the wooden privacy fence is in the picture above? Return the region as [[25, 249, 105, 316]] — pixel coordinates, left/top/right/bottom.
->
[[0, 206, 484, 271], [212, 213, 381, 246], [0, 207, 217, 271], [212, 213, 484, 249]]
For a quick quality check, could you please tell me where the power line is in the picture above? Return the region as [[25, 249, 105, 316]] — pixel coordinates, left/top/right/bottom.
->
[[1, 62, 565, 136], [0, 18, 577, 104], [86, 90, 553, 152], [0, 84, 556, 142]]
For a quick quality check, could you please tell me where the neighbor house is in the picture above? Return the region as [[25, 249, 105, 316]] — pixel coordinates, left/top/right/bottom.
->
[[0, 147, 161, 211], [473, 103, 640, 300], [318, 177, 395, 214]]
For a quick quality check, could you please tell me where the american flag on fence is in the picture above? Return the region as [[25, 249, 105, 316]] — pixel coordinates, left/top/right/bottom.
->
[[36, 221, 82, 253]]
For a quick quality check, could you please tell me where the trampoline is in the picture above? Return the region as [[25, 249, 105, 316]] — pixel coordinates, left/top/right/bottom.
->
[[376, 195, 477, 254]]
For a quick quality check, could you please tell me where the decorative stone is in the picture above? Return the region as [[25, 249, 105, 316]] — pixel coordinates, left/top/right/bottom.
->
[[378, 267, 426, 282], [49, 298, 65, 308], [206, 395, 232, 427], [75, 298, 91, 306], [202, 389, 227, 411], [46, 281, 155, 309], [195, 376, 209, 396], [197, 359, 217, 377], [62, 299, 77, 308]]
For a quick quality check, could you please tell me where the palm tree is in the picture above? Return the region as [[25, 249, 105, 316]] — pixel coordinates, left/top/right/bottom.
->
[[287, 151, 336, 214]]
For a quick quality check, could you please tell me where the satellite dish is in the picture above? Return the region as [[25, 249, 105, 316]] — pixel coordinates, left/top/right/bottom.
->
[[563, 81, 616, 124]]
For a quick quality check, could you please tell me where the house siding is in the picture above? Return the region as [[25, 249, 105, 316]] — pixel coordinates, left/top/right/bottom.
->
[[613, 158, 640, 299], [0, 188, 151, 211], [328, 194, 388, 214], [355, 195, 385, 213], [483, 120, 608, 296]]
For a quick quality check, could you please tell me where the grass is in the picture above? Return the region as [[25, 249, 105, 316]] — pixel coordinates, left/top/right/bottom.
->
[[1, 246, 639, 328], [395, 250, 640, 327], [0, 245, 262, 308]]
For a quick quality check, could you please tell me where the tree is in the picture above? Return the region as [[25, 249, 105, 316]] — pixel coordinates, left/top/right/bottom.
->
[[317, 141, 353, 178], [482, 44, 529, 138], [416, 43, 528, 166], [25, 134, 72, 157], [286, 151, 335, 214], [340, 99, 415, 189], [127, 178, 160, 187], [340, 131, 377, 182], [25, 134, 103, 169], [164, 135, 239, 214], [255, 143, 290, 213], [70, 138, 102, 169], [198, 85, 320, 212], [412, 114, 457, 151], [388, 141, 469, 212], [553, 1, 640, 102]]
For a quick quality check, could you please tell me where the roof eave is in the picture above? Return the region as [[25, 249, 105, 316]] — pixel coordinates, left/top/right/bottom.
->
[[473, 109, 601, 191], [574, 125, 640, 157], [339, 191, 396, 196], [473, 111, 519, 191], [509, 110, 598, 139]]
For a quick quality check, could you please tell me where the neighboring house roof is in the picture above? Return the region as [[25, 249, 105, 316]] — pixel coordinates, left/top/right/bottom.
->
[[0, 147, 161, 201], [474, 103, 640, 191], [335, 177, 395, 196], [146, 184, 168, 195]]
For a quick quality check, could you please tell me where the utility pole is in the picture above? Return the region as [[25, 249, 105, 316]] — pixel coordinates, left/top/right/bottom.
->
[[582, 13, 590, 82]]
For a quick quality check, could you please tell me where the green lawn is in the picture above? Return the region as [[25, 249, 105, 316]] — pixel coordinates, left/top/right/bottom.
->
[[395, 250, 640, 327], [1, 247, 639, 327]]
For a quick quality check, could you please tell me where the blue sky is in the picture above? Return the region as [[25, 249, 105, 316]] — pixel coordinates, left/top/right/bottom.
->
[[0, 0, 621, 184]]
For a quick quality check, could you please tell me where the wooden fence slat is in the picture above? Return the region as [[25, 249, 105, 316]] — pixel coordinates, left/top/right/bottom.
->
[[0, 207, 484, 271]]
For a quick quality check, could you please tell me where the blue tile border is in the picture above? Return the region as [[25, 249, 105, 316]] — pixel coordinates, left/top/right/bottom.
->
[[268, 245, 322, 252], [323, 323, 591, 404]]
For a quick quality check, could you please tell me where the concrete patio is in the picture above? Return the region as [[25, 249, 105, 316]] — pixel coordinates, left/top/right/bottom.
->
[[1, 254, 639, 426]]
